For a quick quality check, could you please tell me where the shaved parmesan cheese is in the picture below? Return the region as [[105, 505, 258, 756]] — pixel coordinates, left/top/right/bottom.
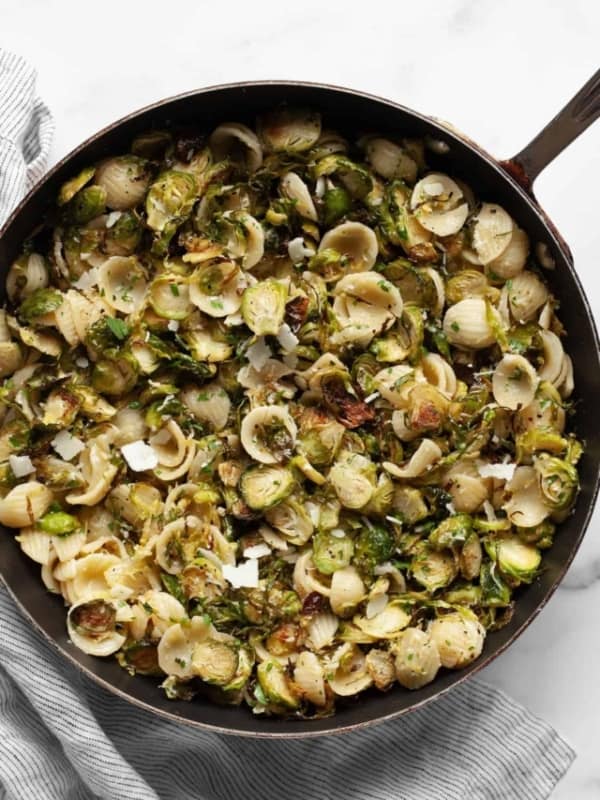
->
[[315, 176, 327, 198], [483, 500, 497, 522], [366, 593, 388, 619], [277, 323, 299, 353], [106, 211, 122, 228], [9, 454, 35, 478], [243, 543, 272, 559], [51, 430, 85, 461], [424, 181, 444, 196], [167, 319, 179, 332], [385, 515, 404, 527], [364, 391, 380, 404], [305, 502, 320, 526], [222, 559, 259, 588], [75, 356, 89, 368], [288, 237, 315, 263], [72, 268, 98, 291], [121, 441, 158, 471], [330, 528, 346, 539], [246, 337, 271, 371], [478, 462, 516, 481], [445, 501, 456, 515]]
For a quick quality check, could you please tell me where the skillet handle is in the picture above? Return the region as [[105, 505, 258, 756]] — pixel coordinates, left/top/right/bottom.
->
[[501, 68, 600, 191]]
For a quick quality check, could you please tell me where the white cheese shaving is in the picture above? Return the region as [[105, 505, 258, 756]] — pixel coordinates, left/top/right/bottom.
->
[[305, 502, 320, 526], [246, 337, 271, 371], [222, 559, 259, 589], [72, 267, 98, 291], [424, 181, 444, 197], [315, 176, 327, 198], [8, 454, 35, 478], [224, 311, 244, 327], [167, 319, 180, 332], [75, 356, 89, 368], [445, 501, 456, 515], [483, 500, 497, 522], [366, 593, 388, 619], [276, 323, 299, 353], [51, 430, 85, 461], [243, 543, 272, 559], [105, 211, 122, 228], [121, 440, 159, 472], [385, 515, 404, 527], [330, 528, 346, 539], [287, 237, 315, 263], [364, 391, 380, 404], [478, 462, 516, 481]]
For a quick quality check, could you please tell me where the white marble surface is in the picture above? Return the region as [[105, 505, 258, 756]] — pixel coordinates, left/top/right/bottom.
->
[[3, 0, 600, 795]]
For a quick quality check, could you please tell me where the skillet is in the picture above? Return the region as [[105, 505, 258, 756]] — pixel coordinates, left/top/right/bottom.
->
[[1, 74, 599, 737]]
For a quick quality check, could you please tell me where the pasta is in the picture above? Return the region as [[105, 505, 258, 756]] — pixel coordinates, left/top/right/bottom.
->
[[0, 108, 582, 719]]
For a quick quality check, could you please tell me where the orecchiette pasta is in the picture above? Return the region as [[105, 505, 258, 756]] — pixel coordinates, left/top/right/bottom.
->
[[0, 107, 580, 720]]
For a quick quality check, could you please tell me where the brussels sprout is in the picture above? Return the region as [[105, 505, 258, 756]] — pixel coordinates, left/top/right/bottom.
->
[[445, 269, 490, 305], [493, 536, 542, 583], [38, 510, 79, 535], [104, 211, 144, 255], [131, 130, 172, 159], [18, 288, 63, 323], [312, 531, 354, 574], [92, 353, 139, 396], [354, 599, 411, 639], [516, 521, 555, 549], [66, 185, 107, 224], [535, 455, 578, 511], [353, 523, 394, 575], [443, 584, 482, 606], [192, 640, 239, 686], [480, 561, 511, 606], [351, 353, 379, 396], [370, 334, 409, 364], [58, 166, 96, 206], [407, 384, 449, 433], [506, 322, 540, 355], [34, 456, 85, 490], [69, 599, 116, 635], [181, 559, 227, 601], [329, 452, 376, 510], [118, 641, 161, 676], [145, 170, 197, 253], [363, 473, 395, 516], [239, 464, 295, 511], [459, 531, 483, 580], [256, 660, 299, 710], [241, 280, 287, 336], [320, 372, 375, 429], [382, 260, 436, 309], [258, 108, 321, 153], [313, 155, 372, 199], [86, 316, 130, 357], [322, 187, 352, 226], [392, 486, 428, 524], [223, 646, 254, 692], [515, 429, 568, 463], [160, 573, 186, 605], [429, 514, 472, 550], [297, 420, 344, 468], [410, 543, 458, 592]]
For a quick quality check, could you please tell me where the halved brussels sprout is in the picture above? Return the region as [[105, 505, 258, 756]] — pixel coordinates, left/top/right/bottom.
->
[[429, 514, 472, 550], [312, 531, 354, 575], [239, 464, 295, 511], [515, 430, 568, 463], [258, 108, 321, 153], [322, 186, 352, 226], [92, 353, 139, 396], [535, 455, 578, 512], [353, 523, 394, 575], [313, 155, 373, 199], [69, 599, 117, 635], [241, 280, 287, 336], [118, 641, 161, 676], [192, 639, 239, 686], [353, 599, 411, 639], [66, 185, 107, 224], [328, 452, 376, 510], [392, 486, 428, 524], [146, 170, 197, 253], [493, 535, 541, 583], [410, 543, 458, 592], [58, 166, 96, 206], [256, 660, 299, 710]]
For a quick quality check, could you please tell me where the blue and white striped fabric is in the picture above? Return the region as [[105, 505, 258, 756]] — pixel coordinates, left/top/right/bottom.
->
[[0, 49, 576, 800]]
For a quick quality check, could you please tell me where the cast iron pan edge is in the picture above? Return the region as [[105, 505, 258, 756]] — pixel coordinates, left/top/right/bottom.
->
[[1, 81, 599, 737]]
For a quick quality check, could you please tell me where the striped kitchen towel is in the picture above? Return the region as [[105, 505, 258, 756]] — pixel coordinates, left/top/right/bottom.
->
[[0, 49, 576, 800]]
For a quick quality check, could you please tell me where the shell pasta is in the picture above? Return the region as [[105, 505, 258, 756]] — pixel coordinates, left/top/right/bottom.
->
[[0, 109, 581, 719]]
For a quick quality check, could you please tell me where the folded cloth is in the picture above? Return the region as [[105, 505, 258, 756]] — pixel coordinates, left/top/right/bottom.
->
[[0, 49, 576, 800]]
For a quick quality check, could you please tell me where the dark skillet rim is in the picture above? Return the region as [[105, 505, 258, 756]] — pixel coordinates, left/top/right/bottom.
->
[[1, 80, 599, 739]]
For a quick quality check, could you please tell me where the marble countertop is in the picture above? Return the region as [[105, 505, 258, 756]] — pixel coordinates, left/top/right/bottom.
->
[[3, 0, 600, 795]]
